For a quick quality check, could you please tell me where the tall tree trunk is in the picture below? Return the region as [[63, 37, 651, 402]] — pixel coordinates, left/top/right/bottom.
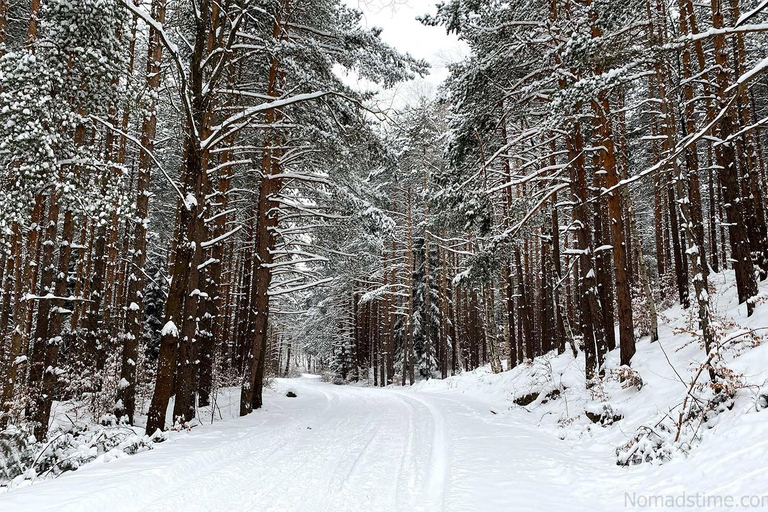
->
[[593, 96, 635, 365], [146, 0, 212, 432], [35, 209, 75, 439], [404, 186, 415, 385], [118, 0, 165, 425], [483, 282, 501, 373], [677, 0, 717, 377], [1, 198, 43, 425], [709, 0, 758, 315], [27, 194, 60, 425], [567, 125, 604, 382]]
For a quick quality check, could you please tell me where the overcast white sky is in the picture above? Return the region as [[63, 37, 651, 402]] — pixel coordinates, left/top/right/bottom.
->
[[342, 0, 468, 108]]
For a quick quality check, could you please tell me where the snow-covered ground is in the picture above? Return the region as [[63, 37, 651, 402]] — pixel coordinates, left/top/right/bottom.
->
[[2, 270, 768, 511]]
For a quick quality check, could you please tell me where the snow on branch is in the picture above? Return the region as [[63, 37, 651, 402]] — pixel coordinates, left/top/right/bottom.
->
[[118, 0, 197, 137], [24, 294, 92, 302], [267, 277, 335, 297], [90, 115, 188, 209], [202, 92, 333, 150], [681, 23, 768, 42], [601, 94, 738, 198], [737, 0, 768, 27], [200, 225, 243, 248]]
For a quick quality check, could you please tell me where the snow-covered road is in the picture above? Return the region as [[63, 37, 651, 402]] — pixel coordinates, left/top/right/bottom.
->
[[0, 375, 607, 512], [6, 371, 765, 512]]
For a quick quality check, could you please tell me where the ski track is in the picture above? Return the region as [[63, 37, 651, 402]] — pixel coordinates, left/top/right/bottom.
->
[[392, 393, 447, 512]]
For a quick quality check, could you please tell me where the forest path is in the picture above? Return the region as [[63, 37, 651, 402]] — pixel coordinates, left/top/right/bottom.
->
[[1, 376, 604, 512]]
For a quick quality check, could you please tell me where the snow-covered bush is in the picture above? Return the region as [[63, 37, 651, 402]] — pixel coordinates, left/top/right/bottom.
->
[[34, 424, 153, 477], [585, 403, 623, 426], [61, 351, 123, 425], [1, 421, 154, 487], [611, 365, 643, 390], [0, 426, 36, 481], [616, 353, 745, 467], [631, 283, 651, 338], [654, 272, 679, 313], [616, 425, 674, 466]]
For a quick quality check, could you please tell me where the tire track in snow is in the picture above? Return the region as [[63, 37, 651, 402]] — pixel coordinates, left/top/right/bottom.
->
[[142, 382, 340, 512], [394, 392, 418, 509], [394, 392, 448, 512], [318, 385, 409, 511], [329, 419, 381, 491], [2, 378, 452, 512], [239, 383, 407, 512]]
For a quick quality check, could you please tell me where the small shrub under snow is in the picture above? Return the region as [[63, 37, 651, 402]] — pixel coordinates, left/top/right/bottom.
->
[[1, 422, 154, 489], [616, 425, 674, 466], [584, 403, 623, 426]]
